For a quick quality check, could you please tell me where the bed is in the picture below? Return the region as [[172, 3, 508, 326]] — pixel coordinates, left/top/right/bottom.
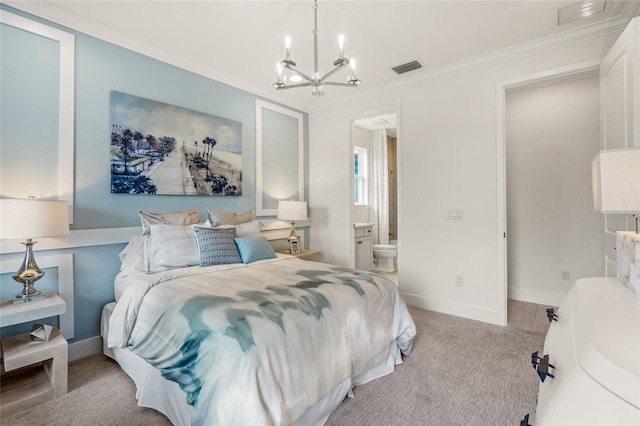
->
[[101, 216, 416, 425]]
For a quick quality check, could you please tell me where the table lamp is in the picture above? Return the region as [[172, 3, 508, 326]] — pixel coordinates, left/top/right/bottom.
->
[[592, 147, 640, 294], [592, 147, 640, 233], [0, 198, 69, 302], [277, 200, 308, 245]]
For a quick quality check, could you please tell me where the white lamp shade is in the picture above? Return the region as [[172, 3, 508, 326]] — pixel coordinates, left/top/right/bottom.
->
[[277, 200, 308, 221], [592, 148, 640, 213], [0, 199, 70, 240]]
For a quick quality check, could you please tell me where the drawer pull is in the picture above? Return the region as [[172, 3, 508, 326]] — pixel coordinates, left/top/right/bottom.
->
[[531, 351, 555, 382], [520, 413, 532, 426], [546, 308, 558, 322]]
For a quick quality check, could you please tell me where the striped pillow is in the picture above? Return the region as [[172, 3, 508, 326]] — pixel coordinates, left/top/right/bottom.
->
[[194, 227, 242, 266], [234, 236, 277, 264], [145, 225, 200, 273]]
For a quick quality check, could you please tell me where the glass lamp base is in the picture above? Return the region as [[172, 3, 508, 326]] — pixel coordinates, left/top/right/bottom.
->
[[12, 294, 46, 304]]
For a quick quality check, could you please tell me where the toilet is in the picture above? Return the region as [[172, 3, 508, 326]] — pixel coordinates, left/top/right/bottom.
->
[[373, 240, 397, 272]]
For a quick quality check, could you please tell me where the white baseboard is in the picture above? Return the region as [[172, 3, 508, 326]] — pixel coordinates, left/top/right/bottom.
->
[[69, 335, 102, 361], [402, 292, 499, 325], [507, 287, 566, 307]]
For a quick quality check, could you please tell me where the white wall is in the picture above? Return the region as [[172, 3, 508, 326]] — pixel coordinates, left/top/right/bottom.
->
[[506, 76, 602, 306], [352, 125, 371, 224], [309, 32, 619, 324]]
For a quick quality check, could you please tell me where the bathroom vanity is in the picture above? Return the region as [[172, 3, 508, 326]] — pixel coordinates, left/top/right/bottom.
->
[[354, 223, 373, 271]]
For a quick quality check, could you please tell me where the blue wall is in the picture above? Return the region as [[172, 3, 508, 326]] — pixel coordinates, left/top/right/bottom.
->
[[0, 5, 308, 344]]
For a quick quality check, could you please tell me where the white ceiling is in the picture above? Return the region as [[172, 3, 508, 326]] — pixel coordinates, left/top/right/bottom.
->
[[354, 113, 397, 138], [5, 1, 639, 111]]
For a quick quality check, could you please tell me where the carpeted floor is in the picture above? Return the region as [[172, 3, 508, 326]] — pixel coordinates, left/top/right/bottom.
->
[[2, 307, 545, 426]]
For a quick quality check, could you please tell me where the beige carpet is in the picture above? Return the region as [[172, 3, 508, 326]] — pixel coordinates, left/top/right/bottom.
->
[[2, 307, 545, 426]]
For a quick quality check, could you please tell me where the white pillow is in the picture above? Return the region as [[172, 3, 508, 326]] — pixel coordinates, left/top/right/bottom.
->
[[214, 220, 263, 237], [144, 224, 199, 273], [119, 235, 147, 276]]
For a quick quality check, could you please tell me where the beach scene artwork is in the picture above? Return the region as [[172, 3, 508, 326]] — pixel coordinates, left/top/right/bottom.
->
[[110, 91, 242, 196]]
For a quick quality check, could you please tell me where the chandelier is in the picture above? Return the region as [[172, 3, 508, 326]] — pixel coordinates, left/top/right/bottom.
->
[[273, 0, 361, 97]]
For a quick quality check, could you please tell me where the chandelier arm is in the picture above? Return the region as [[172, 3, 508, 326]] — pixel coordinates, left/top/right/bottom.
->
[[285, 66, 316, 83], [323, 82, 359, 87], [276, 82, 313, 90], [318, 63, 348, 83]]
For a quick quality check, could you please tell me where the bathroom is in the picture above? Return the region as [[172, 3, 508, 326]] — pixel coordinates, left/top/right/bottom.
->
[[352, 113, 398, 282]]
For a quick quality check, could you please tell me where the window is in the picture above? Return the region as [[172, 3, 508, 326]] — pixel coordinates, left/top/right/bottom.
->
[[354, 147, 368, 205]]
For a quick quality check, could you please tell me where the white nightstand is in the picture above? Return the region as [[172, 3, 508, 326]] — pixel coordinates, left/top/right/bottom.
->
[[0, 292, 68, 418]]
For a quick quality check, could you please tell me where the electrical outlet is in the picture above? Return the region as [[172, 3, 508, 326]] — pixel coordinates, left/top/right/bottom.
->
[[455, 275, 464, 287], [560, 270, 570, 281]]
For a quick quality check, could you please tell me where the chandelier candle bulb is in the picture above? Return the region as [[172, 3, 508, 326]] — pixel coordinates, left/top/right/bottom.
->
[[338, 34, 345, 57]]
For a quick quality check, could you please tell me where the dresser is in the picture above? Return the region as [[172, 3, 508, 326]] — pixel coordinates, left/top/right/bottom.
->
[[534, 277, 639, 425]]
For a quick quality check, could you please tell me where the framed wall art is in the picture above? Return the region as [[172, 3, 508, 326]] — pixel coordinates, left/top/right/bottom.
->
[[110, 91, 242, 196]]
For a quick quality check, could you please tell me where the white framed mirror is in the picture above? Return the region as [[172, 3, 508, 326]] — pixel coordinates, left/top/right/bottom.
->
[[255, 99, 304, 216]]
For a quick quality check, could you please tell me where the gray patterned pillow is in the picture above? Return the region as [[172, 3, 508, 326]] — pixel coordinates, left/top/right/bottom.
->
[[193, 226, 242, 266]]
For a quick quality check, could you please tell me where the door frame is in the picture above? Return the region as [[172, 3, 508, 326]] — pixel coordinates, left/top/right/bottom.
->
[[348, 105, 402, 272], [495, 59, 600, 325]]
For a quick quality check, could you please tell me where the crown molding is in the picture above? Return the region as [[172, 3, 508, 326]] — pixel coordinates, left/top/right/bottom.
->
[[306, 14, 634, 113], [1, 1, 310, 113], [3, 1, 638, 114]]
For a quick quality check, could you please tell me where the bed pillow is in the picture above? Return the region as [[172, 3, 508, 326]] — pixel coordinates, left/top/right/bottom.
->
[[139, 208, 200, 235], [206, 208, 252, 227], [194, 226, 242, 266], [119, 235, 147, 275], [145, 224, 199, 273], [214, 220, 263, 237], [234, 236, 277, 264]]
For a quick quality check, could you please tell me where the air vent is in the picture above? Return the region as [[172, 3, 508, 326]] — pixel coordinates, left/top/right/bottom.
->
[[557, 1, 606, 26], [373, 119, 390, 126], [392, 60, 422, 75]]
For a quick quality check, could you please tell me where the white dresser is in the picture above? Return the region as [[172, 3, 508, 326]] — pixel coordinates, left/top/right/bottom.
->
[[534, 277, 640, 425]]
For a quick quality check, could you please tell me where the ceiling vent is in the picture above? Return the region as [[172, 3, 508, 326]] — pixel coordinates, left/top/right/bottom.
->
[[373, 119, 390, 126], [392, 60, 423, 75], [557, 1, 607, 26]]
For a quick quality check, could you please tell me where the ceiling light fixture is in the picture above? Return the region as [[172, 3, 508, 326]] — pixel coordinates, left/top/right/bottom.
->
[[273, 0, 361, 97]]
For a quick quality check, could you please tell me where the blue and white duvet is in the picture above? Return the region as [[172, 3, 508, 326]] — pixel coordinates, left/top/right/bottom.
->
[[108, 256, 416, 425]]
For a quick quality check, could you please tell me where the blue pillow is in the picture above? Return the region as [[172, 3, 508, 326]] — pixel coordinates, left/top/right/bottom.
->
[[234, 236, 277, 264], [193, 227, 242, 266]]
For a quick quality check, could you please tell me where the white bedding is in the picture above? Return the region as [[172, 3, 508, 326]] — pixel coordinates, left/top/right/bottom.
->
[[106, 256, 416, 425]]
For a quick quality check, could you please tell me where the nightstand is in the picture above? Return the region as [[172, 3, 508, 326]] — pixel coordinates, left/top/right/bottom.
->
[[278, 249, 322, 260], [0, 293, 68, 418]]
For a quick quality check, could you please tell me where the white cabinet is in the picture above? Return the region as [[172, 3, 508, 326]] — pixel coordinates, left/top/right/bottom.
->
[[600, 16, 639, 151], [599, 17, 640, 275], [354, 225, 373, 271]]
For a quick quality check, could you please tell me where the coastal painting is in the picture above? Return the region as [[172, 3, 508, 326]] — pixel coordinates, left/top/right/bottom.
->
[[110, 91, 242, 196]]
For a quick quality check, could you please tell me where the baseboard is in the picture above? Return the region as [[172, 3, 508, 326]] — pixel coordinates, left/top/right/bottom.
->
[[69, 335, 102, 361], [507, 287, 566, 307], [401, 292, 499, 325]]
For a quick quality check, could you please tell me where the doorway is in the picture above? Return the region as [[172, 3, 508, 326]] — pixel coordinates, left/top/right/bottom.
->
[[349, 107, 401, 285], [496, 60, 601, 325]]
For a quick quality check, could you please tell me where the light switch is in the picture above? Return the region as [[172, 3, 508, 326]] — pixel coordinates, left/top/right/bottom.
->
[[447, 209, 463, 220]]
